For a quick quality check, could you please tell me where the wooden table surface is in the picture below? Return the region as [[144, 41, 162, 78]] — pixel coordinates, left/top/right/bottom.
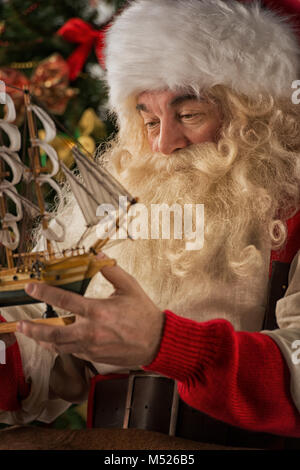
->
[[0, 425, 251, 450]]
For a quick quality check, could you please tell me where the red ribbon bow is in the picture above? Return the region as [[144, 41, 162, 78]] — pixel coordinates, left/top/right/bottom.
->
[[57, 18, 109, 81]]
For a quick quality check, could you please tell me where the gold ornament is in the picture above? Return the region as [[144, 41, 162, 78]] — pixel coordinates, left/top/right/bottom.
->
[[77, 135, 96, 155], [78, 108, 106, 141], [9, 61, 38, 69]]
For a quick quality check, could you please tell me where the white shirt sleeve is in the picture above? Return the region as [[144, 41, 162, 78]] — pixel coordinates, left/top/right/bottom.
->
[[262, 249, 300, 413], [274, 250, 300, 329]]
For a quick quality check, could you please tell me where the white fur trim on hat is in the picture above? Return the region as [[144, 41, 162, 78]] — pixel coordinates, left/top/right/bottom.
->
[[105, 0, 299, 110]]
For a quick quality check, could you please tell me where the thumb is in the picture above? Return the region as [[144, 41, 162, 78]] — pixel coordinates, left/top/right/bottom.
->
[[97, 252, 136, 293]]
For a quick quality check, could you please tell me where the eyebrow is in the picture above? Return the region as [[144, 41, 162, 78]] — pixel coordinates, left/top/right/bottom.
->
[[136, 103, 149, 112], [136, 93, 202, 112]]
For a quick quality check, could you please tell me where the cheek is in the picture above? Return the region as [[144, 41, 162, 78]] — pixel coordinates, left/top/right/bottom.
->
[[140, 124, 157, 152], [147, 133, 158, 152], [190, 118, 221, 144]]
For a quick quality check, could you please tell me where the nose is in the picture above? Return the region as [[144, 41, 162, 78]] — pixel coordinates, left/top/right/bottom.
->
[[157, 120, 189, 155]]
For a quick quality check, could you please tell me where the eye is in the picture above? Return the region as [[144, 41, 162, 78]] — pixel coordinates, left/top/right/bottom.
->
[[179, 112, 204, 121]]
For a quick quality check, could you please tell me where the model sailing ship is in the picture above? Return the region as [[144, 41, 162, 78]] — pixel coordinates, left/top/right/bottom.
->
[[0, 85, 136, 329]]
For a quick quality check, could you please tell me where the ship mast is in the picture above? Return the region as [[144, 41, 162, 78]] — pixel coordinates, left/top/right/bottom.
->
[[23, 87, 53, 257]]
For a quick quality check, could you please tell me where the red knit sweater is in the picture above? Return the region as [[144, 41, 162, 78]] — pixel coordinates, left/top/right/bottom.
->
[[144, 311, 300, 437], [0, 320, 31, 411]]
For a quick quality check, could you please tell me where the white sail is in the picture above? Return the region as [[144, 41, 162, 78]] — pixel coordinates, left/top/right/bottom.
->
[[3, 93, 16, 123], [36, 175, 66, 242], [30, 105, 57, 143], [0, 185, 64, 243], [73, 153, 120, 211], [28, 105, 66, 244], [0, 221, 20, 251], [42, 217, 65, 242], [0, 121, 21, 152], [0, 89, 134, 259], [36, 175, 64, 206], [61, 162, 102, 227], [10, 190, 41, 219], [72, 146, 133, 207], [0, 187, 23, 223], [60, 147, 134, 236], [31, 139, 60, 178], [0, 150, 24, 187], [0, 91, 67, 255], [0, 95, 22, 251]]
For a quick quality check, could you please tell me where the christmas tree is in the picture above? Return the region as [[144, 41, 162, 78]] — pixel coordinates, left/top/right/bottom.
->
[[0, 0, 126, 131], [0, 0, 127, 254]]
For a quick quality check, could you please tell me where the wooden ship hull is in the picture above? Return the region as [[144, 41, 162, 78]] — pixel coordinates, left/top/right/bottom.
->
[[0, 251, 115, 307]]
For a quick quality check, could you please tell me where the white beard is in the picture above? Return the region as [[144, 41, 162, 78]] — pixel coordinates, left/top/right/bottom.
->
[[44, 141, 275, 331]]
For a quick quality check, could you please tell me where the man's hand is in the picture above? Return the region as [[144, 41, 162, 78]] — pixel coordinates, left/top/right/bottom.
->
[[16, 254, 164, 367]]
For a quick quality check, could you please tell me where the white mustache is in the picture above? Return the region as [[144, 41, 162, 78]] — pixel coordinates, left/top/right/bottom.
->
[[133, 142, 219, 174]]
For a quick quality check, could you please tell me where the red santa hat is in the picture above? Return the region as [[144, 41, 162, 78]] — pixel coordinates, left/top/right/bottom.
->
[[105, 0, 299, 113]]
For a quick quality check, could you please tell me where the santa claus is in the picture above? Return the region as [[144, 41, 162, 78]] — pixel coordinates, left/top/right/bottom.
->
[[1, 0, 300, 449]]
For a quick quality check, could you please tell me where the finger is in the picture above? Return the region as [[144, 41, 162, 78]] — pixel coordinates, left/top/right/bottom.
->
[[16, 319, 81, 345], [24, 283, 95, 318], [97, 253, 137, 293]]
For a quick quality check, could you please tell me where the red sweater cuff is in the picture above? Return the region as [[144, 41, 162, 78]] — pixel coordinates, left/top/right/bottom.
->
[[144, 310, 221, 382]]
